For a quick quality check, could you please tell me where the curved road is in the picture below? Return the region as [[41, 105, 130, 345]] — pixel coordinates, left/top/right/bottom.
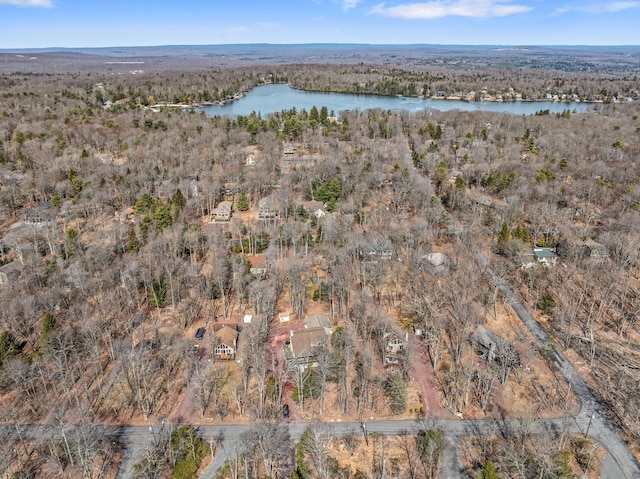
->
[[1, 251, 639, 479], [476, 247, 640, 479]]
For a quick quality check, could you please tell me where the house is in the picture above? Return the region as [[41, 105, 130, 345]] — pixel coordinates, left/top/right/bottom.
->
[[582, 238, 608, 261], [23, 201, 54, 225], [115, 207, 135, 224], [470, 325, 518, 364], [301, 201, 327, 219], [248, 254, 269, 276], [384, 332, 408, 364], [0, 260, 23, 286], [305, 315, 332, 334], [212, 201, 233, 222], [284, 327, 331, 370], [258, 195, 279, 220], [213, 325, 238, 360], [448, 170, 464, 185], [522, 247, 558, 268], [358, 237, 393, 263], [243, 314, 253, 324], [283, 143, 297, 156], [283, 157, 316, 168], [278, 312, 291, 323], [533, 247, 558, 266]]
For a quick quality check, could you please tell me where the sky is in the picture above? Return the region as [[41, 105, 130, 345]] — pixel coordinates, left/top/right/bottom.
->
[[0, 0, 639, 49]]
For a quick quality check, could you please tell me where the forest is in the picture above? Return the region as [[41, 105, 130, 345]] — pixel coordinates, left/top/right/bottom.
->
[[1, 58, 640, 478]]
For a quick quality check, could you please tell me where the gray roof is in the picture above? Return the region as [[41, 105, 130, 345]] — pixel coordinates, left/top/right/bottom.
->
[[288, 328, 329, 360], [306, 315, 331, 330], [0, 260, 23, 284], [470, 325, 506, 350]]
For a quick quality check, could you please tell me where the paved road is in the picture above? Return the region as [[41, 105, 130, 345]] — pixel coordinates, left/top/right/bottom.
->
[[0, 413, 636, 478], [2, 251, 639, 478], [475, 247, 640, 479]]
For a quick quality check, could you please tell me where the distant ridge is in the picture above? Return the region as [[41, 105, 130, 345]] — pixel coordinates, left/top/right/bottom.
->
[[2, 43, 639, 75], [2, 43, 639, 57]]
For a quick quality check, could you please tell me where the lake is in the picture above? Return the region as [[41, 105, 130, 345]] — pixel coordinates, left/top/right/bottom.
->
[[200, 83, 593, 118]]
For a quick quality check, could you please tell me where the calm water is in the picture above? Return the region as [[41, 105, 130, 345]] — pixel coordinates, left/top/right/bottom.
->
[[200, 83, 593, 117]]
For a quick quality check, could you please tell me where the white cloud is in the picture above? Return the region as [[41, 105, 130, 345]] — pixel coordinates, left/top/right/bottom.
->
[[602, 1, 640, 11], [551, 1, 640, 14], [0, 0, 52, 6], [228, 26, 248, 35], [370, 0, 533, 18], [343, 0, 362, 9]]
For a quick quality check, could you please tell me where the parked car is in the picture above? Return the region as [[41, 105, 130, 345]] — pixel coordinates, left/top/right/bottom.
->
[[283, 404, 289, 418], [195, 327, 205, 340]]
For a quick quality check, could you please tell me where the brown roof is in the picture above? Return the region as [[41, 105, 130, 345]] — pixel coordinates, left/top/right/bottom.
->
[[248, 254, 268, 268], [302, 201, 325, 212], [215, 325, 238, 347], [215, 201, 232, 213], [290, 328, 327, 359]]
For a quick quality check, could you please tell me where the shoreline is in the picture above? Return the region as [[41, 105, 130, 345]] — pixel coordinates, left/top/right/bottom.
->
[[148, 83, 603, 111]]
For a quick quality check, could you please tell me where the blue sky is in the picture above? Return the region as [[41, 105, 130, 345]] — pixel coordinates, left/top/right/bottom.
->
[[0, 0, 638, 48]]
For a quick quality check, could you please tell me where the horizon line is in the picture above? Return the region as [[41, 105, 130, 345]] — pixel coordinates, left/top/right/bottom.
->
[[2, 42, 640, 52]]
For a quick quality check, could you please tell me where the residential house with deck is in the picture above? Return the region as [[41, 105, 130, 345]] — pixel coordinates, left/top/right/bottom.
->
[[213, 325, 238, 360], [284, 327, 331, 371], [258, 195, 279, 220], [248, 254, 270, 277], [384, 332, 408, 364], [212, 201, 233, 222]]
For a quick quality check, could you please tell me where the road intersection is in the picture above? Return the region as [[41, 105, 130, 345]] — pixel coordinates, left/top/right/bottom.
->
[[1, 249, 639, 478]]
